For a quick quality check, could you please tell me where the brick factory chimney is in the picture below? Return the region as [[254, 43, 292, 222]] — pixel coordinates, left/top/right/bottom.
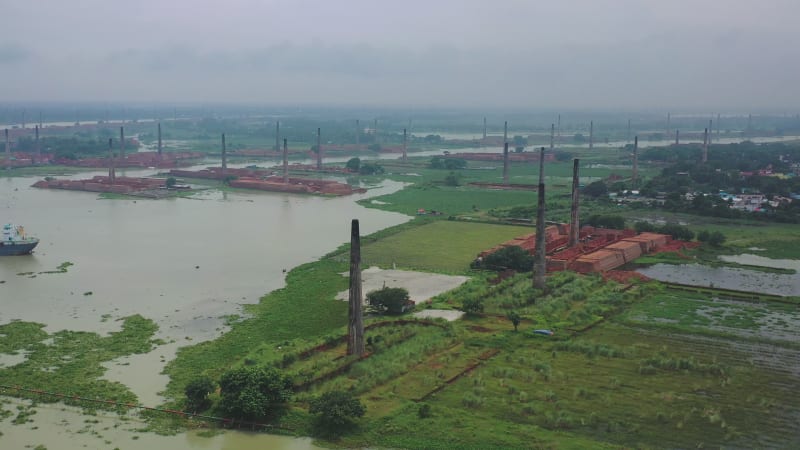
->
[[589, 121, 594, 150], [35, 125, 40, 163], [275, 121, 280, 153], [347, 219, 365, 356], [221, 133, 227, 177], [402, 128, 407, 162], [708, 119, 713, 144], [569, 158, 580, 247], [557, 114, 562, 147], [316, 127, 322, 170], [21, 110, 25, 129], [716, 113, 721, 140], [675, 129, 679, 145], [627, 118, 631, 144], [666, 112, 671, 137], [503, 121, 508, 146], [538, 146, 545, 185], [157, 122, 162, 158], [534, 182, 546, 291], [502, 142, 509, 185], [374, 119, 379, 145], [108, 138, 116, 183], [483, 117, 487, 140], [119, 127, 125, 161], [4, 129, 9, 170], [550, 124, 555, 150], [283, 138, 288, 184], [356, 119, 360, 148], [702, 128, 708, 163], [633, 136, 639, 186]]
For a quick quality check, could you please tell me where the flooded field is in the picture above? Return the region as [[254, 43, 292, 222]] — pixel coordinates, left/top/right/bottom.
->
[[0, 168, 409, 448], [637, 263, 800, 296]]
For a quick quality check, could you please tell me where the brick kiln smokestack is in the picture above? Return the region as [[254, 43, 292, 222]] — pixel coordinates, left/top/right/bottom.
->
[[356, 119, 360, 148], [221, 133, 227, 177], [283, 138, 289, 184], [666, 112, 671, 137], [502, 142, 509, 185], [557, 114, 562, 147], [675, 129, 679, 145], [702, 128, 709, 163], [275, 121, 280, 154], [569, 158, 580, 247], [716, 113, 721, 140], [538, 146, 545, 185], [35, 125, 40, 163], [402, 128, 407, 162], [503, 121, 508, 146], [119, 127, 125, 161], [108, 138, 116, 183], [708, 119, 713, 144], [550, 124, 555, 150], [483, 117, 487, 140], [4, 129, 9, 170], [157, 122, 162, 158], [627, 118, 631, 144], [374, 119, 379, 145], [589, 121, 593, 150], [534, 181, 546, 291], [347, 219, 365, 356], [633, 136, 638, 186], [316, 127, 322, 170]]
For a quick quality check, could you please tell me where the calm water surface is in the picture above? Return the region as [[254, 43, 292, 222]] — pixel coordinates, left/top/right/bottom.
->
[[0, 168, 409, 449]]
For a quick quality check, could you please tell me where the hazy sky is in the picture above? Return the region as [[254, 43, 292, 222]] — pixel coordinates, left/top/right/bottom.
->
[[2, 0, 799, 110]]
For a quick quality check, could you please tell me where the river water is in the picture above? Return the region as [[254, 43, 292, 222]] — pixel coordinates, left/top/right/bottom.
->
[[0, 166, 410, 449]]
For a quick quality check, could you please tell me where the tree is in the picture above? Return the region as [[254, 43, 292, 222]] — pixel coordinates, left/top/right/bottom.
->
[[184, 375, 215, 411], [359, 162, 384, 175], [345, 157, 361, 172], [461, 297, 484, 315], [309, 390, 366, 433], [218, 366, 292, 420], [472, 245, 533, 272], [708, 231, 726, 246], [366, 286, 411, 314], [506, 311, 521, 332], [444, 171, 461, 186], [166, 177, 177, 188], [583, 180, 609, 198], [585, 215, 625, 229], [658, 223, 694, 241], [634, 221, 656, 233]]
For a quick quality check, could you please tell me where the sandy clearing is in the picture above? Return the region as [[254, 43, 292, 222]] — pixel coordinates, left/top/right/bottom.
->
[[336, 266, 469, 304]]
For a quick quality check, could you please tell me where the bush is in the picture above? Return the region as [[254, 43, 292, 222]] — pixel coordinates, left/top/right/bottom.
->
[[471, 245, 533, 272], [345, 157, 360, 172], [367, 287, 411, 314], [309, 390, 366, 433], [218, 366, 292, 420], [585, 214, 625, 229], [417, 403, 432, 419], [461, 297, 484, 315], [184, 376, 215, 411]]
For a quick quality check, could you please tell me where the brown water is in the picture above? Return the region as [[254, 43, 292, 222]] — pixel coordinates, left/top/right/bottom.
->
[[0, 167, 409, 449], [637, 263, 800, 296]]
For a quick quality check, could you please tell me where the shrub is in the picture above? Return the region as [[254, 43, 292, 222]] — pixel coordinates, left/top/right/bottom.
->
[[184, 376, 215, 411], [309, 390, 366, 432], [218, 366, 292, 420], [366, 287, 411, 314]]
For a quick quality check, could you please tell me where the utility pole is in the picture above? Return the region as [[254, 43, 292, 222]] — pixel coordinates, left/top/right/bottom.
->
[[569, 158, 580, 247], [347, 219, 365, 356], [502, 142, 509, 185], [283, 138, 288, 184], [316, 127, 322, 170]]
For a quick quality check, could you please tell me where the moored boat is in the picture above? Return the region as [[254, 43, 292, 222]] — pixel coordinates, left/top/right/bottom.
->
[[1, 223, 39, 255]]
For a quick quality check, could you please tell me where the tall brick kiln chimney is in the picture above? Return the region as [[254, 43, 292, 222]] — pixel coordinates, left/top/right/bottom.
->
[[550, 124, 555, 150], [402, 128, 407, 162], [221, 133, 227, 177], [283, 138, 288, 184], [503, 121, 508, 146], [483, 117, 487, 140], [107, 138, 116, 183], [589, 121, 594, 150], [675, 129, 679, 145], [356, 119, 360, 148], [316, 128, 322, 170], [569, 158, 580, 247], [347, 219, 365, 356], [633, 136, 638, 186], [275, 121, 280, 153], [502, 142, 509, 185], [157, 122, 162, 158], [702, 128, 709, 163], [35, 125, 40, 163], [119, 127, 125, 161], [534, 182, 546, 291], [4, 129, 9, 170]]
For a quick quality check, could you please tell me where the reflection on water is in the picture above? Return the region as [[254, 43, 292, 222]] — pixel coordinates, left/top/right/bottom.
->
[[637, 263, 800, 296]]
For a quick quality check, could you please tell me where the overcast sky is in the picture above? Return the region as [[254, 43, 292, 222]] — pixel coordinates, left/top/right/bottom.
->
[[1, 0, 799, 111]]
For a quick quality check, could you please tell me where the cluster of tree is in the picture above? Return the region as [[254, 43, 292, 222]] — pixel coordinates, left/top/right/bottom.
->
[[218, 366, 293, 420], [443, 171, 461, 186], [429, 156, 467, 170], [582, 180, 610, 198], [470, 245, 533, 272], [309, 390, 366, 436], [697, 230, 726, 246], [366, 286, 411, 314], [634, 221, 695, 241], [16, 136, 140, 160], [585, 214, 625, 229], [358, 162, 385, 175]]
